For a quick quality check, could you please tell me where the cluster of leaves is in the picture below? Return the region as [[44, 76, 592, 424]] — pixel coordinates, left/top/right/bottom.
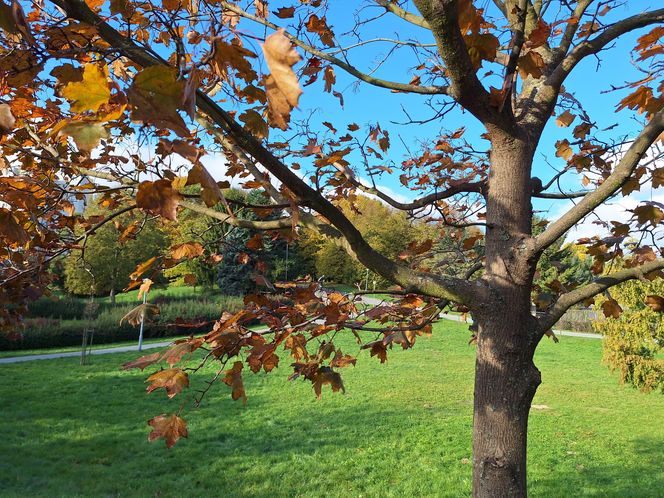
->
[[123, 283, 440, 447]]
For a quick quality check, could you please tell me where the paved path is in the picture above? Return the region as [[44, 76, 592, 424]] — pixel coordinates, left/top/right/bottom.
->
[[437, 313, 603, 339], [0, 296, 601, 365], [0, 340, 173, 365]]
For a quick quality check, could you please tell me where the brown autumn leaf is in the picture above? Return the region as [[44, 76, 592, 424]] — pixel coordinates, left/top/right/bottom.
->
[[254, 0, 267, 18], [555, 139, 573, 161], [556, 110, 576, 128], [147, 414, 188, 448], [171, 242, 204, 260], [239, 109, 269, 139], [146, 368, 189, 398], [305, 14, 335, 47], [274, 6, 295, 18], [223, 361, 247, 404], [161, 338, 204, 366], [211, 38, 258, 84], [323, 66, 335, 93], [0, 103, 15, 133], [526, 19, 551, 49], [136, 179, 181, 221], [644, 295, 664, 312], [464, 33, 500, 69], [261, 29, 302, 130], [633, 204, 664, 227], [185, 163, 227, 209], [0, 208, 29, 245], [312, 366, 345, 399], [601, 298, 623, 319], [120, 303, 160, 327], [517, 50, 545, 79], [128, 65, 188, 137], [122, 351, 162, 371]]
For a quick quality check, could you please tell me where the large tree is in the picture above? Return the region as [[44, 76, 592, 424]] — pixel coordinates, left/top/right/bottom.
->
[[1, 1, 663, 496]]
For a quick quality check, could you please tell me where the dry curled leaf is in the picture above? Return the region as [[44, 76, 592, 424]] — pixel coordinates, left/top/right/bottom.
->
[[261, 29, 302, 130]]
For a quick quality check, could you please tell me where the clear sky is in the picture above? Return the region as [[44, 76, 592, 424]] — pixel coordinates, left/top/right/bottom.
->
[[225, 0, 660, 231]]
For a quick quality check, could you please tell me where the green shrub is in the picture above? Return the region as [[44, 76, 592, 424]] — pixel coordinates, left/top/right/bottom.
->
[[592, 279, 664, 394], [1, 295, 244, 351]]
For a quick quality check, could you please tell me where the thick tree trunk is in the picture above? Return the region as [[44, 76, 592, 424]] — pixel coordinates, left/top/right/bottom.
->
[[472, 303, 541, 497], [471, 131, 541, 496]]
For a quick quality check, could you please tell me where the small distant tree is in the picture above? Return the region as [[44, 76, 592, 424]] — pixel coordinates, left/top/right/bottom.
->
[[64, 203, 168, 299]]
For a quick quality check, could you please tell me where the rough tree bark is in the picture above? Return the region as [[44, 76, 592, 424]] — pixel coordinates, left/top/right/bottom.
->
[[469, 133, 541, 497]]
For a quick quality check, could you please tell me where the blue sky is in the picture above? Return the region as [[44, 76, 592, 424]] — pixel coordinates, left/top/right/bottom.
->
[[241, 0, 661, 222]]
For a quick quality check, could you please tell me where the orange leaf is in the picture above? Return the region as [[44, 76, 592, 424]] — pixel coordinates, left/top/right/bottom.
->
[[122, 352, 162, 371], [223, 361, 247, 404], [147, 414, 188, 448], [601, 299, 622, 319], [305, 14, 334, 47], [137, 278, 152, 300], [555, 110, 575, 128], [171, 242, 204, 260], [136, 179, 181, 220], [146, 368, 189, 398]]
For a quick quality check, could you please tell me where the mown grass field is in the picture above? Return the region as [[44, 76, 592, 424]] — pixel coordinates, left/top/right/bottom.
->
[[1, 320, 662, 497]]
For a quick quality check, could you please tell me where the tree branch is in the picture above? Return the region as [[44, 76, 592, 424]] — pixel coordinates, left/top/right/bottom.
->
[[554, 0, 593, 59], [537, 258, 664, 332], [540, 8, 664, 115], [374, 0, 431, 29], [533, 109, 664, 252], [50, 0, 476, 304], [331, 161, 485, 211], [412, 0, 504, 126], [219, 1, 448, 95]]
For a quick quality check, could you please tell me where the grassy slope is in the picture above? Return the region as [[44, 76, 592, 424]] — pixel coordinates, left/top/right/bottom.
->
[[1, 320, 662, 498]]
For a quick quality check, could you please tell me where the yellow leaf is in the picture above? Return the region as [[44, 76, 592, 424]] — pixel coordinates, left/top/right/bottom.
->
[[62, 63, 111, 113]]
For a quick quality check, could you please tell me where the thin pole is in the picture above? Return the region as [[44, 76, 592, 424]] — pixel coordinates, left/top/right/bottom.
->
[[285, 242, 289, 281], [138, 290, 147, 351]]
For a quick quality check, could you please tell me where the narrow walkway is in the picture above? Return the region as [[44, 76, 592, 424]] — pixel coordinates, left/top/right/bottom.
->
[[438, 313, 603, 339], [0, 298, 601, 365], [0, 340, 172, 365]]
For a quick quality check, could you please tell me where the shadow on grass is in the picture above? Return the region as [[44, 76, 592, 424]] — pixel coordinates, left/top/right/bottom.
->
[[1, 365, 474, 497], [530, 436, 664, 497]]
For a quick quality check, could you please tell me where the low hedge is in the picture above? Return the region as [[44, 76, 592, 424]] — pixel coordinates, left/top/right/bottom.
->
[[2, 297, 244, 351]]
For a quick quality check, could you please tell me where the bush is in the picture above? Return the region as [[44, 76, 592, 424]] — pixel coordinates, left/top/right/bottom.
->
[[1, 295, 244, 351], [592, 278, 664, 394]]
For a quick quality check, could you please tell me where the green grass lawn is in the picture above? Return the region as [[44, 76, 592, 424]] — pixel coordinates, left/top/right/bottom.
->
[[1, 320, 662, 497]]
